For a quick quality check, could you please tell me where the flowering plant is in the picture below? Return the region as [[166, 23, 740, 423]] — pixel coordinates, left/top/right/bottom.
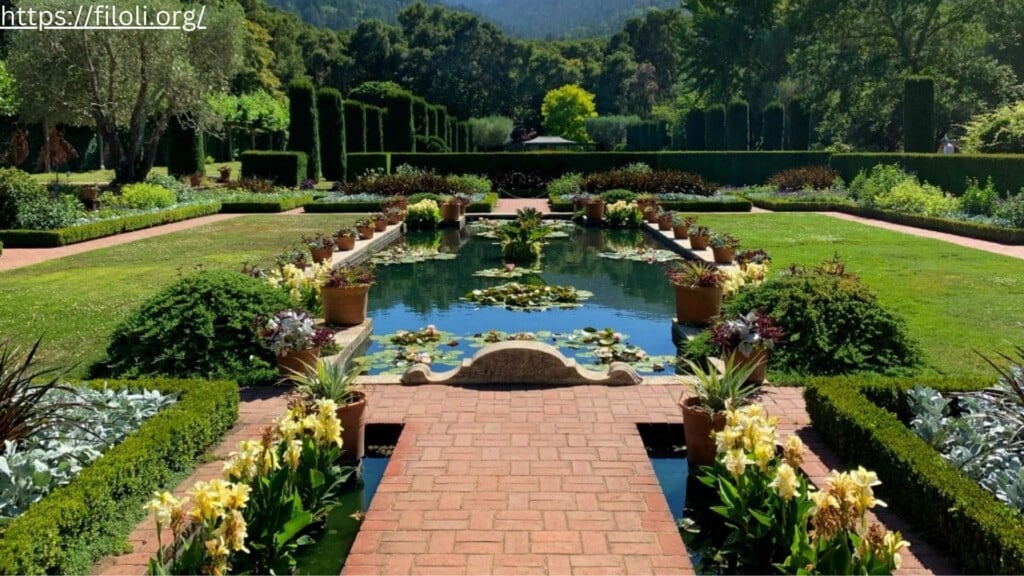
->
[[354, 217, 373, 228], [709, 232, 741, 249], [711, 310, 785, 356], [406, 198, 441, 227], [334, 227, 358, 238], [672, 213, 697, 227], [665, 260, 724, 288], [258, 309, 334, 355], [274, 248, 308, 270], [736, 248, 771, 266], [689, 225, 711, 238], [302, 233, 336, 250], [604, 200, 644, 228], [321, 262, 375, 288], [266, 261, 331, 313], [372, 211, 387, 222]]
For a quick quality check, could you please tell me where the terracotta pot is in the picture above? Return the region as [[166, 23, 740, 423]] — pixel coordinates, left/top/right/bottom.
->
[[688, 233, 711, 250], [658, 215, 673, 231], [310, 247, 334, 264], [335, 392, 368, 463], [673, 284, 723, 326], [711, 246, 736, 264], [680, 396, 726, 467], [457, 200, 467, 216], [441, 202, 460, 222], [276, 347, 319, 378], [644, 209, 659, 224], [723, 348, 768, 384], [336, 235, 356, 251], [373, 219, 387, 232], [584, 201, 605, 224], [189, 173, 202, 187], [80, 186, 99, 202], [387, 214, 403, 225], [672, 224, 690, 239], [357, 226, 374, 240], [321, 285, 371, 326]]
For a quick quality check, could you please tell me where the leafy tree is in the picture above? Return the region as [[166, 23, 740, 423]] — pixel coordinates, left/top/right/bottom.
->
[[6, 0, 243, 182], [467, 116, 513, 151], [541, 84, 597, 143], [0, 61, 17, 117]]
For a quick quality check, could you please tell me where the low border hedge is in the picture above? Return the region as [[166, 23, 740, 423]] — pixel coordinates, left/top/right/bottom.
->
[[804, 374, 1024, 574], [240, 151, 308, 187], [0, 378, 239, 574], [219, 195, 314, 213], [547, 193, 752, 213], [746, 197, 1024, 244], [0, 202, 222, 248], [304, 192, 498, 214]]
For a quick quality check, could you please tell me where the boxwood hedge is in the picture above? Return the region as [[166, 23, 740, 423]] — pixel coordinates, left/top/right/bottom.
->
[[0, 378, 239, 575]]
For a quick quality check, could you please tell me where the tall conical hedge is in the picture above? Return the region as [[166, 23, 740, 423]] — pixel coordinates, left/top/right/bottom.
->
[[685, 108, 706, 150], [705, 104, 727, 150], [366, 106, 385, 152], [726, 99, 749, 150], [287, 79, 320, 180], [904, 76, 935, 153], [343, 100, 366, 153], [167, 115, 204, 177], [788, 99, 810, 150], [762, 101, 784, 151], [317, 88, 345, 182]]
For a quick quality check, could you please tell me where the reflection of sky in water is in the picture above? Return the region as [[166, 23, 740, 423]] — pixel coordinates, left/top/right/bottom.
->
[[365, 228, 680, 373]]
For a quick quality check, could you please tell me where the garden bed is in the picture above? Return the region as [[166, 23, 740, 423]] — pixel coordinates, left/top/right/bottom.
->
[[0, 201, 222, 247], [218, 193, 314, 213], [306, 192, 498, 214], [548, 192, 751, 213], [0, 378, 239, 574], [803, 374, 1024, 574]]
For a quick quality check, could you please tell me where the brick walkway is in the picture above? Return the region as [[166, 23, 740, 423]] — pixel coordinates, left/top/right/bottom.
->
[[494, 198, 553, 215]]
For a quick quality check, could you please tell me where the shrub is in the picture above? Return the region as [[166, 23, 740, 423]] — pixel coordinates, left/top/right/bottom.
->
[[15, 194, 81, 229], [350, 81, 415, 152], [767, 166, 837, 191], [599, 189, 636, 203], [788, 99, 811, 150], [705, 104, 727, 150], [685, 108, 706, 150], [425, 135, 448, 152], [117, 182, 176, 210], [727, 98, 750, 150], [603, 199, 643, 228], [847, 163, 916, 204], [962, 177, 999, 216], [0, 167, 48, 229], [585, 115, 640, 151], [102, 270, 291, 380], [240, 151, 308, 187], [546, 173, 581, 198], [288, 79, 320, 180], [903, 76, 936, 153], [338, 170, 474, 197], [996, 192, 1024, 228], [343, 100, 367, 153], [145, 173, 191, 202], [762, 101, 784, 151], [871, 179, 960, 217], [724, 259, 920, 375], [962, 100, 1024, 154], [581, 168, 717, 196], [406, 198, 440, 228], [317, 88, 346, 182], [166, 116, 204, 178], [467, 116, 513, 151], [449, 174, 491, 196]]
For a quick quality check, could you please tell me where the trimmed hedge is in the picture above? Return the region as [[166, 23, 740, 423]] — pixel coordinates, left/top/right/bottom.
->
[[547, 192, 751, 213], [306, 192, 497, 214], [219, 194, 314, 213], [727, 99, 749, 151], [346, 153, 390, 181], [0, 202, 221, 247], [685, 109, 706, 151], [0, 378, 239, 575], [788, 98, 811, 150], [746, 196, 1024, 244], [166, 116, 205, 178], [343, 100, 367, 153], [904, 76, 935, 153], [705, 104, 727, 150], [240, 150, 308, 187], [349, 82, 416, 152], [804, 374, 1024, 574], [317, 88, 346, 182], [762, 101, 784, 151], [365, 106, 385, 153], [831, 152, 1024, 197], [287, 79, 320, 181]]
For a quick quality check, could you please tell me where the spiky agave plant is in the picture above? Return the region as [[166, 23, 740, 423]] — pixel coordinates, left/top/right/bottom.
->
[[0, 339, 72, 452]]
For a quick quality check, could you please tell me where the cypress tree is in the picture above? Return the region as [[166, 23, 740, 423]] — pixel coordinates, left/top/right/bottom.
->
[[656, 120, 671, 149], [167, 115, 204, 177], [685, 108, 706, 150], [287, 79, 320, 180], [788, 99, 811, 150], [904, 76, 936, 153], [705, 104, 727, 150], [317, 88, 345, 182], [726, 98, 749, 150], [344, 100, 366, 153], [762, 101, 785, 151]]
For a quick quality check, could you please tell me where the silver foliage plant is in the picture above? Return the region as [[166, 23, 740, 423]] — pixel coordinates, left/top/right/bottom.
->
[[0, 385, 176, 524], [909, 347, 1024, 512]]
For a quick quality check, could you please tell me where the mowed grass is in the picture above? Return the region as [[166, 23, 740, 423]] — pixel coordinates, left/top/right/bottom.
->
[[693, 213, 1024, 375], [0, 214, 357, 376]]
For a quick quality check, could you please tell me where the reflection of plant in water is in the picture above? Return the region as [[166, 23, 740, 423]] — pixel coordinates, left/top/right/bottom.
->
[[463, 282, 592, 311]]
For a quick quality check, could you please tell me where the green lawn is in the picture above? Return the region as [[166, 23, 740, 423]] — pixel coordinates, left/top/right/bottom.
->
[[1, 212, 1020, 378], [693, 213, 1024, 376], [0, 214, 356, 375]]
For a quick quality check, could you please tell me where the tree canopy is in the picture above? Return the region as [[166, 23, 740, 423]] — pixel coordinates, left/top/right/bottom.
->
[[541, 84, 597, 142]]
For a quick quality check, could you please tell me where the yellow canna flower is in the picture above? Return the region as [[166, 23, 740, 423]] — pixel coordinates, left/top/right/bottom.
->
[[222, 482, 251, 510], [770, 463, 799, 501], [883, 531, 910, 569], [188, 481, 225, 523], [144, 491, 177, 527], [808, 488, 838, 513], [316, 398, 339, 417], [285, 439, 303, 470], [754, 441, 775, 473], [217, 509, 250, 553], [724, 448, 751, 479], [784, 435, 804, 468]]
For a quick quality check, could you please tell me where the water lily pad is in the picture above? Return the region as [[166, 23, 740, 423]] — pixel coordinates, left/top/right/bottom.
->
[[599, 247, 681, 263], [462, 282, 592, 311], [473, 265, 543, 279], [370, 244, 458, 266]]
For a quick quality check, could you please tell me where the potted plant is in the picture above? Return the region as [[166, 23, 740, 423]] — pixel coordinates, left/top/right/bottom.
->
[[385, 206, 405, 225], [439, 196, 461, 222], [372, 212, 388, 232], [710, 310, 784, 384], [709, 232, 741, 264], [584, 195, 605, 225], [736, 249, 771, 268], [678, 356, 762, 467], [259, 309, 335, 378], [355, 217, 375, 239], [303, 233, 336, 264], [636, 193, 657, 219], [288, 357, 369, 464], [217, 165, 232, 183], [672, 214, 696, 239], [657, 209, 674, 231], [688, 225, 712, 250], [188, 172, 203, 187], [320, 262, 375, 326], [642, 203, 659, 224], [275, 248, 308, 273], [384, 195, 408, 212], [666, 260, 725, 325], [455, 193, 472, 216], [335, 228, 358, 251]]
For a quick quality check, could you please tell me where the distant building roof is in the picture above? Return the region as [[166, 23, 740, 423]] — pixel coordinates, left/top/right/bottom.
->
[[522, 135, 579, 146]]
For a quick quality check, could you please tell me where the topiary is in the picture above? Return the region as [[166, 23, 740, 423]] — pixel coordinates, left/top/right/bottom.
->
[[102, 270, 291, 380], [724, 258, 919, 375], [0, 167, 49, 229]]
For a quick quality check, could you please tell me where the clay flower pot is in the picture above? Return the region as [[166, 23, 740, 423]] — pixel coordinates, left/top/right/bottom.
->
[[336, 235, 356, 251], [688, 233, 711, 250], [357, 225, 374, 239], [584, 200, 605, 224], [373, 219, 387, 232], [658, 214, 673, 231], [321, 285, 371, 326], [711, 246, 736, 264], [723, 348, 768, 384], [335, 391, 368, 463], [276, 347, 320, 378], [672, 224, 691, 239], [673, 284, 723, 326], [310, 247, 334, 264], [441, 202, 461, 222], [680, 396, 726, 467]]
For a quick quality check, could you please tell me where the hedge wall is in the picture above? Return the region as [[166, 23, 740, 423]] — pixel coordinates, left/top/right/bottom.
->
[[727, 99, 750, 151], [317, 88, 346, 182], [831, 152, 1024, 197], [0, 378, 238, 575], [0, 202, 222, 247], [166, 116, 204, 177], [366, 106, 385, 153], [219, 194, 314, 213], [788, 99, 811, 150], [346, 153, 391, 181], [904, 76, 935, 153], [240, 150, 308, 187], [762, 101, 784, 151], [804, 374, 1024, 574], [287, 79, 320, 181], [685, 109, 706, 151], [343, 100, 367, 153], [349, 83, 415, 152]]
